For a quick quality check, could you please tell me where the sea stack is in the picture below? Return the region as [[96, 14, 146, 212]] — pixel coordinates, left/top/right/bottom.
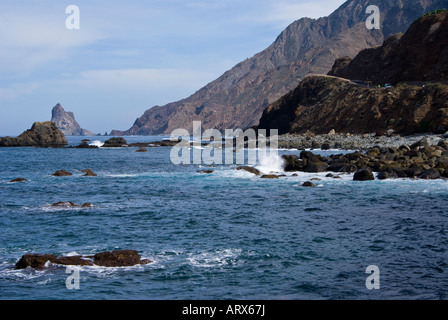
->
[[51, 103, 94, 136]]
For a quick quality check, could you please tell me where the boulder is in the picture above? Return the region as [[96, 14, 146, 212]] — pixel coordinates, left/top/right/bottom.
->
[[302, 181, 316, 187], [236, 166, 261, 175], [300, 151, 328, 173], [353, 168, 375, 181], [52, 170, 72, 177], [136, 147, 148, 152], [419, 168, 441, 180], [282, 155, 303, 172], [0, 122, 67, 147]]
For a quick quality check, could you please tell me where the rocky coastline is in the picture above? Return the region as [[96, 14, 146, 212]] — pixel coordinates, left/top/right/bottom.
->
[[277, 131, 447, 151]]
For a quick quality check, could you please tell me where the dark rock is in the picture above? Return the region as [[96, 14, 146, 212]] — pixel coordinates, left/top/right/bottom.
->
[[300, 151, 328, 173], [93, 250, 150, 267], [282, 155, 303, 172], [406, 167, 424, 178], [9, 178, 27, 183], [52, 201, 80, 207], [52, 170, 72, 177], [302, 181, 316, 187], [74, 142, 98, 149], [197, 170, 214, 174], [103, 137, 127, 148], [236, 166, 261, 175], [377, 171, 398, 180], [15, 250, 151, 269], [0, 122, 67, 147], [419, 168, 441, 179], [325, 173, 334, 177], [81, 203, 94, 208], [136, 147, 148, 152], [81, 169, 97, 177], [15, 254, 59, 270], [52, 201, 94, 208], [321, 142, 331, 150], [353, 168, 375, 181], [260, 175, 279, 179]]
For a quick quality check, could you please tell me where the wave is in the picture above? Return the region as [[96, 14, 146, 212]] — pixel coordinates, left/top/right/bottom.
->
[[89, 140, 105, 147]]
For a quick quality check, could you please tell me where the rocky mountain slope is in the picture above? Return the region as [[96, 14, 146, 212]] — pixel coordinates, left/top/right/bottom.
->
[[51, 103, 94, 136], [112, 0, 448, 135], [256, 12, 448, 136]]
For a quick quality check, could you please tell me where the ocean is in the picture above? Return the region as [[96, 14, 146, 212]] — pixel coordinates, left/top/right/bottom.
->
[[0, 136, 447, 300]]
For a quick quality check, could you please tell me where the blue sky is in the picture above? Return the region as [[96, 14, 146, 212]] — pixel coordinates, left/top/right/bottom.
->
[[0, 0, 346, 136]]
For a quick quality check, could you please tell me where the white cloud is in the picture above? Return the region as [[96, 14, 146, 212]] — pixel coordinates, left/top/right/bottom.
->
[[72, 68, 216, 92]]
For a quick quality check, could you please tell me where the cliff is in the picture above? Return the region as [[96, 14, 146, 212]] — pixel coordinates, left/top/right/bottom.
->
[[256, 12, 448, 135], [51, 104, 95, 136], [111, 0, 448, 135]]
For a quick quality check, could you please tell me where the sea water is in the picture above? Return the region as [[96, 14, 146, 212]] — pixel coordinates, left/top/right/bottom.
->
[[0, 136, 447, 300]]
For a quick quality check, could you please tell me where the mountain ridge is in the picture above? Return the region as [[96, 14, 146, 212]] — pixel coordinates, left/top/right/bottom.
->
[[111, 0, 448, 135], [256, 11, 448, 136]]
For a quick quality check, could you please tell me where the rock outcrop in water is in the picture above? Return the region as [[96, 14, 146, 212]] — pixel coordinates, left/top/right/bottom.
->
[[0, 122, 68, 147], [15, 250, 151, 270], [51, 104, 95, 136], [280, 137, 448, 180], [257, 12, 448, 136], [111, 0, 448, 135]]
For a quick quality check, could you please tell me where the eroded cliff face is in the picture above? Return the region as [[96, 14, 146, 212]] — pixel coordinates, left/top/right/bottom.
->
[[51, 104, 94, 136], [112, 0, 448, 135], [328, 11, 448, 84], [257, 12, 448, 136], [258, 76, 448, 135]]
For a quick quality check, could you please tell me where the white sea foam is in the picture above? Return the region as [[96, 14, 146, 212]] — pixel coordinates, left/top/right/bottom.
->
[[186, 248, 242, 268], [255, 150, 285, 174], [89, 140, 104, 147]]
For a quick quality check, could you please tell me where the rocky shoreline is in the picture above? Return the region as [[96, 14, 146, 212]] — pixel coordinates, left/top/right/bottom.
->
[[277, 131, 448, 151]]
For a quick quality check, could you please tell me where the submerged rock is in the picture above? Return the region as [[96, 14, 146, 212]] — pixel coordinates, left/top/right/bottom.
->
[[260, 174, 279, 179], [15, 250, 151, 270], [9, 178, 27, 183], [236, 166, 261, 175], [52, 170, 73, 176], [302, 181, 316, 187], [51, 201, 94, 208], [81, 169, 97, 177], [197, 170, 214, 174]]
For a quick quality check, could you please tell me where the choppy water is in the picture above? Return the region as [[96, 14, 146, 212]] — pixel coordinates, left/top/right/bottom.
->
[[0, 136, 447, 300]]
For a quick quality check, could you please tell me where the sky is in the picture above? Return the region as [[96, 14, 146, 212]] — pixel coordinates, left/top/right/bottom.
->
[[0, 0, 346, 136]]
